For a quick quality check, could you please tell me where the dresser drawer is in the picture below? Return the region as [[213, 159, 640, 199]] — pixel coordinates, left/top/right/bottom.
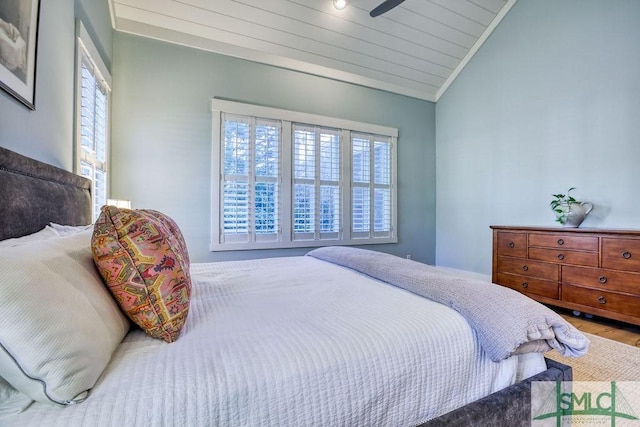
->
[[528, 247, 599, 267], [497, 257, 559, 281], [528, 233, 598, 251], [562, 266, 640, 294], [561, 284, 640, 317], [602, 238, 640, 272], [496, 232, 527, 258], [496, 273, 559, 299]]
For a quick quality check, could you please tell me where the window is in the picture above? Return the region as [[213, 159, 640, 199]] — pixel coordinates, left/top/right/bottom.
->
[[212, 99, 397, 251], [74, 22, 111, 220], [221, 115, 280, 243], [292, 125, 341, 240], [352, 133, 393, 238]]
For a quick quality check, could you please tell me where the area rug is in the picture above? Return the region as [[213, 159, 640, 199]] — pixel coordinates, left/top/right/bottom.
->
[[545, 332, 640, 381]]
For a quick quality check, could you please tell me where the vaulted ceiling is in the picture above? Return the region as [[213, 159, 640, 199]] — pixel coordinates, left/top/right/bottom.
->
[[109, 0, 516, 101]]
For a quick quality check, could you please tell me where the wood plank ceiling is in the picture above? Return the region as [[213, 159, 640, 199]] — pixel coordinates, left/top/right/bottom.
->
[[109, 0, 516, 101]]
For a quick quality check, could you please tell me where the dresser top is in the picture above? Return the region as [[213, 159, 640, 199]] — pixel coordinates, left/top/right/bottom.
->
[[490, 225, 640, 236]]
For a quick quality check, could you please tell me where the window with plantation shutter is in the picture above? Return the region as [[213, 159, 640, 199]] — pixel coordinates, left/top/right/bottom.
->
[[352, 133, 393, 239], [211, 99, 397, 251], [74, 22, 111, 221], [293, 125, 341, 241], [221, 114, 280, 244]]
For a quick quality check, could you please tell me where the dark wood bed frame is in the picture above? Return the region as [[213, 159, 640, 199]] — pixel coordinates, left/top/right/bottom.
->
[[0, 146, 572, 426]]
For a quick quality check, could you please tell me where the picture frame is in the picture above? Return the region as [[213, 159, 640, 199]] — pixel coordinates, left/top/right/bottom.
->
[[0, 0, 40, 110]]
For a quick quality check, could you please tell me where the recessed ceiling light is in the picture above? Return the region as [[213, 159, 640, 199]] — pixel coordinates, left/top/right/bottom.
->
[[333, 0, 347, 10]]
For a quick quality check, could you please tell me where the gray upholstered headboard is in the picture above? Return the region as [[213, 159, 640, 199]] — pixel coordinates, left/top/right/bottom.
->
[[0, 146, 92, 241]]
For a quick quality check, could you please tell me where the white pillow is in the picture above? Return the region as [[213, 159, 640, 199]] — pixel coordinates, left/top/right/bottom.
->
[[48, 222, 93, 236], [0, 226, 59, 247], [0, 230, 130, 405]]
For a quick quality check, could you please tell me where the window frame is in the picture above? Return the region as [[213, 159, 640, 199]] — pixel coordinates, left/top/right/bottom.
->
[[211, 99, 398, 251], [74, 21, 112, 221]]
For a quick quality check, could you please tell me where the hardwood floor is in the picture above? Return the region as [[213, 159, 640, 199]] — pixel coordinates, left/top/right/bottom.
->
[[551, 306, 640, 347]]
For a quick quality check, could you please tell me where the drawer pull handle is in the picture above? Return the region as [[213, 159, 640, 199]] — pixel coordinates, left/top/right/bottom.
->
[[522, 265, 529, 272], [508, 242, 515, 248], [598, 276, 608, 284], [557, 253, 565, 260], [598, 296, 607, 304], [557, 239, 564, 245], [622, 251, 632, 259], [522, 282, 528, 288]]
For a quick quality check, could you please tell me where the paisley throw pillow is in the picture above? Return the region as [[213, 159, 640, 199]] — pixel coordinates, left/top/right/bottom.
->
[[92, 206, 191, 343]]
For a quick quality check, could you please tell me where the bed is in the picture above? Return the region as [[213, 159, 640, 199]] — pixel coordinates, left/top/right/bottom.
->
[[0, 146, 584, 426]]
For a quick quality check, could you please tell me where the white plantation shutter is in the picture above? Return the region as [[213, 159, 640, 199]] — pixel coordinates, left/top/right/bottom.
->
[[221, 114, 281, 244], [351, 135, 371, 236], [211, 99, 397, 251], [351, 133, 393, 239], [254, 121, 280, 237], [293, 126, 315, 237], [319, 130, 341, 237], [293, 125, 341, 241], [222, 116, 250, 239], [373, 138, 392, 236], [75, 23, 111, 221]]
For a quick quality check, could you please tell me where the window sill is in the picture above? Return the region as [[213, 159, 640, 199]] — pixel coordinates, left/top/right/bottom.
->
[[210, 236, 398, 252]]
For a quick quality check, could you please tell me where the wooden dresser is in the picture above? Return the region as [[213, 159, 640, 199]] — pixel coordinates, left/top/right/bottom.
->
[[491, 226, 640, 326]]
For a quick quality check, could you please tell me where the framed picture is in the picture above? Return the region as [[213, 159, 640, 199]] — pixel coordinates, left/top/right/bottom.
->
[[0, 0, 40, 110]]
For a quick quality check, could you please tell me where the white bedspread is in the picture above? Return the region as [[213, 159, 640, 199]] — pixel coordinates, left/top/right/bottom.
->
[[1, 257, 546, 426]]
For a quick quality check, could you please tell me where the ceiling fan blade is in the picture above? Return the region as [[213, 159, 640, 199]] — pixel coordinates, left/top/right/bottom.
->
[[369, 0, 406, 17]]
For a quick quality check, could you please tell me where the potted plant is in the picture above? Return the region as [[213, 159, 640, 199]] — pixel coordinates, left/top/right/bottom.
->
[[550, 187, 593, 227]]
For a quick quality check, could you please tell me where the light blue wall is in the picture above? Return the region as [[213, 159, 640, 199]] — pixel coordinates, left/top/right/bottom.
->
[[0, 0, 112, 170], [111, 33, 436, 263], [436, 0, 640, 274]]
